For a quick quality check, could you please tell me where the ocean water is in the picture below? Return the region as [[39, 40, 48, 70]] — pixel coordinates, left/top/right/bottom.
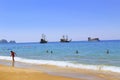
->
[[0, 40, 120, 73]]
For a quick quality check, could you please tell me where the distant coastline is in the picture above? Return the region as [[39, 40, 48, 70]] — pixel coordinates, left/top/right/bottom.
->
[[0, 39, 16, 43]]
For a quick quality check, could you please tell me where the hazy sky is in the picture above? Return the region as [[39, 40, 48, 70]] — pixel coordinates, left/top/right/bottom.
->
[[0, 0, 120, 42]]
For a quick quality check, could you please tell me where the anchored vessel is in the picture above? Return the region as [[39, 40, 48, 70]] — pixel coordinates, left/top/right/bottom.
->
[[88, 37, 100, 41], [40, 34, 47, 43], [60, 35, 72, 42]]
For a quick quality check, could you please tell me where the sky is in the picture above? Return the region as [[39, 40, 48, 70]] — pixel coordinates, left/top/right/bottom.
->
[[0, 0, 120, 42]]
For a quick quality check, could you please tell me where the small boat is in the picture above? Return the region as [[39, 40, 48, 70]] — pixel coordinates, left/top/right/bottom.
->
[[40, 34, 47, 43], [60, 35, 72, 43], [88, 37, 100, 41]]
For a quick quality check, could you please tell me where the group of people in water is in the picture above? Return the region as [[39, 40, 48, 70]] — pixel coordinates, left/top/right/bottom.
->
[[46, 50, 53, 54], [46, 50, 79, 54], [45, 50, 109, 54]]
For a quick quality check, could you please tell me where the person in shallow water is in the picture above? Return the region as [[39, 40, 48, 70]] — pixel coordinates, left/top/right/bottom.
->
[[76, 50, 79, 54], [46, 50, 49, 53], [10, 51, 16, 62], [106, 49, 109, 54], [51, 51, 53, 54]]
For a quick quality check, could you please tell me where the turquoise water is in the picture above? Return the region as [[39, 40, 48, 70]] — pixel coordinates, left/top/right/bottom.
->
[[0, 40, 120, 72]]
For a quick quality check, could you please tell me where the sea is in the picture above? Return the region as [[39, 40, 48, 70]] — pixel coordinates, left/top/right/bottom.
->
[[0, 40, 120, 73]]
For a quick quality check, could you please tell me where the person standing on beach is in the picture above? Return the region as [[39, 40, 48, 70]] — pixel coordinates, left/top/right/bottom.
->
[[10, 51, 16, 62]]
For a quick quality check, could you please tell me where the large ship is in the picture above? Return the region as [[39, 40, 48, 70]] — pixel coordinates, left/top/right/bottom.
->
[[40, 34, 47, 43], [88, 37, 100, 41], [60, 35, 72, 43]]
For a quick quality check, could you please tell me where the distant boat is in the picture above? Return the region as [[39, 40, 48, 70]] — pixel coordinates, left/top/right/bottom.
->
[[88, 37, 100, 41], [60, 35, 72, 43], [40, 34, 47, 43]]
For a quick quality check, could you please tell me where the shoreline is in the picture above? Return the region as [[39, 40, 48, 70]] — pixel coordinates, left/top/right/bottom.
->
[[0, 60, 120, 80], [0, 56, 120, 73]]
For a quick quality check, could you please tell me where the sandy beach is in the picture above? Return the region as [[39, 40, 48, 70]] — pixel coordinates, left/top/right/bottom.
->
[[0, 60, 120, 80], [0, 65, 81, 80]]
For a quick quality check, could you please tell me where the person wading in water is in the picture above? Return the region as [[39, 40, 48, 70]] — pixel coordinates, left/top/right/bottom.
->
[[10, 51, 16, 66]]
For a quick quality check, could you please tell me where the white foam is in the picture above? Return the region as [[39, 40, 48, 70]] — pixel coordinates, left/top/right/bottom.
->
[[0, 56, 120, 73]]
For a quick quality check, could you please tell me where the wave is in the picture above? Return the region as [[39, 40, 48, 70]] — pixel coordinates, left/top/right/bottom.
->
[[0, 56, 120, 73]]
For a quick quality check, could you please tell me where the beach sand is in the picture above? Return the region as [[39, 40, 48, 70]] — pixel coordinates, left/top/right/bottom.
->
[[0, 65, 80, 80]]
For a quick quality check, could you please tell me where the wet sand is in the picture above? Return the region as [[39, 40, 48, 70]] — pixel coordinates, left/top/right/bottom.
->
[[0, 60, 120, 80]]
